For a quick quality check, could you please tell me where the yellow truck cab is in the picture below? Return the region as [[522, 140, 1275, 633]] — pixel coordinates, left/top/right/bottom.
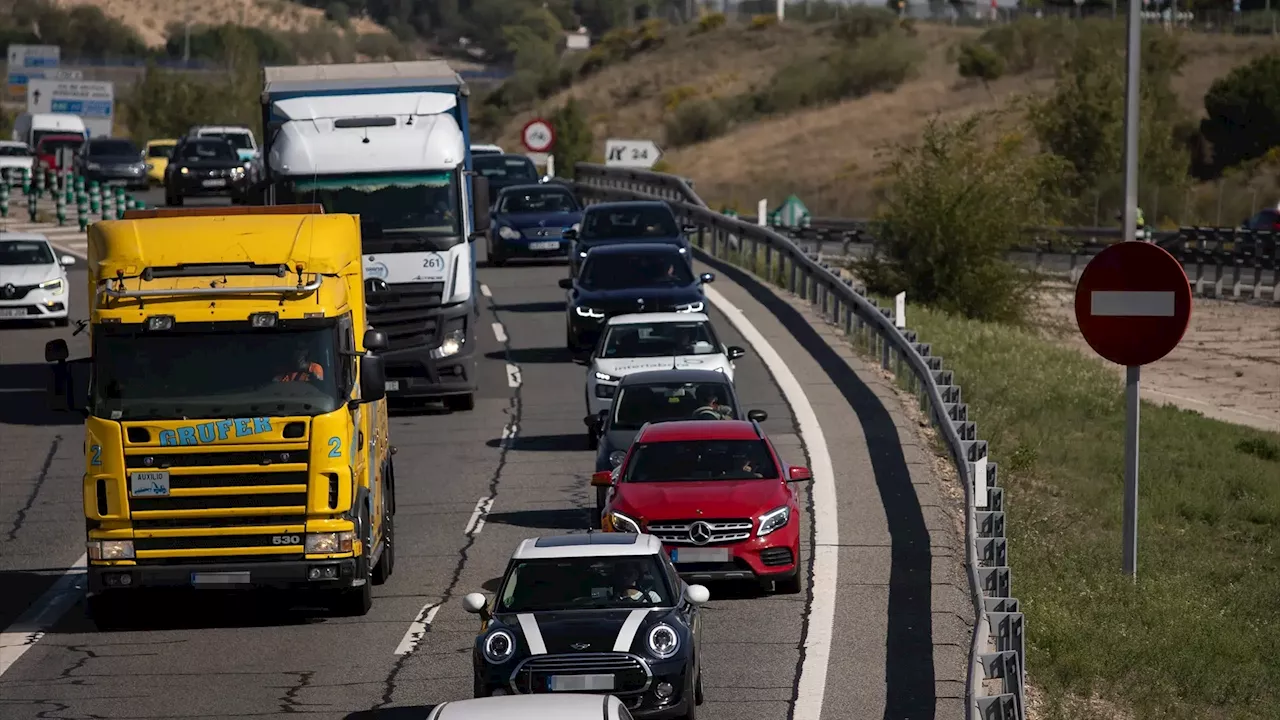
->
[[45, 204, 398, 626]]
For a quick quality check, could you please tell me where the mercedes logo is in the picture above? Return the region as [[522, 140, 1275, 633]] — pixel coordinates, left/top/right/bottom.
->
[[365, 278, 389, 294], [689, 521, 713, 546], [571, 642, 591, 650], [636, 298, 645, 306], [1, 283, 14, 299]]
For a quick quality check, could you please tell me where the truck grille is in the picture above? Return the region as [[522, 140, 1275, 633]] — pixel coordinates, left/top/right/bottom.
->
[[366, 281, 445, 350], [510, 653, 651, 695], [646, 519, 753, 545]]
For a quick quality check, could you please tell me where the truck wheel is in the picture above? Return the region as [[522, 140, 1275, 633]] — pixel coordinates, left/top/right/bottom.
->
[[86, 592, 131, 631], [333, 579, 372, 617], [372, 512, 394, 585], [445, 394, 475, 412]]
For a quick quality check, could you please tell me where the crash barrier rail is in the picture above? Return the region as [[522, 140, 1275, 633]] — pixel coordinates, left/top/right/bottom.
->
[[785, 217, 1280, 303], [570, 163, 1026, 720], [0, 167, 149, 230]]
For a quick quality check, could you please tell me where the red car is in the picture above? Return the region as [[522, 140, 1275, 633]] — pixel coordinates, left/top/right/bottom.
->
[[593, 419, 810, 594], [34, 133, 85, 171]]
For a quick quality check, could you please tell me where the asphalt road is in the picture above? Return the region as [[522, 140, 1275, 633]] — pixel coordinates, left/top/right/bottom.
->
[[0, 212, 818, 718]]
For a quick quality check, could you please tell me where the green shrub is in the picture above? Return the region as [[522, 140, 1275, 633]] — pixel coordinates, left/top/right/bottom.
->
[[664, 98, 730, 147], [758, 30, 921, 114], [957, 41, 1006, 83], [856, 112, 1069, 323], [749, 14, 778, 30], [829, 6, 899, 41], [124, 35, 261, 142], [1199, 53, 1280, 177], [1, 0, 151, 59], [549, 97, 593, 179]]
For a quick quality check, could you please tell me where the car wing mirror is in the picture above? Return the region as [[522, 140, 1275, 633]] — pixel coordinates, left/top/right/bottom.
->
[[60, 254, 76, 266], [726, 345, 745, 360], [684, 584, 710, 605], [461, 592, 491, 621], [557, 277, 573, 290], [747, 409, 768, 423], [562, 227, 578, 240], [699, 272, 715, 284], [590, 470, 614, 487], [787, 466, 812, 483]]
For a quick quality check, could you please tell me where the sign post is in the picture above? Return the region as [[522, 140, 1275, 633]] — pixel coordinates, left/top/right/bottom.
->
[[6, 44, 60, 104], [604, 138, 663, 169], [26, 79, 115, 137], [1074, 242, 1192, 579], [521, 119, 555, 155]]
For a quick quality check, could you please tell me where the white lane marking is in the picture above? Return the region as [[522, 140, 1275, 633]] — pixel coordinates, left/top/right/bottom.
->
[[500, 421, 519, 449], [0, 554, 87, 678], [1090, 290, 1176, 317], [517, 613, 548, 655], [393, 601, 441, 656], [492, 322, 508, 343], [464, 496, 495, 536], [480, 283, 492, 297], [702, 285, 837, 720], [506, 363, 522, 388], [612, 608, 655, 652]]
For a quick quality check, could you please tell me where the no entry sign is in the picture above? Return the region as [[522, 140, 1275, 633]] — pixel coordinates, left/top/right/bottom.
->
[[1074, 241, 1193, 366]]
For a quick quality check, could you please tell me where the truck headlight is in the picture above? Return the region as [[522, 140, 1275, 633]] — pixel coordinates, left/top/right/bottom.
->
[[87, 540, 134, 560], [431, 328, 466, 359], [305, 532, 355, 554], [40, 278, 65, 295], [605, 510, 641, 534], [498, 226, 521, 240], [757, 505, 790, 537]]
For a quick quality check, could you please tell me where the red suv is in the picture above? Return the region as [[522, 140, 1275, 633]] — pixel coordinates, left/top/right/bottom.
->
[[593, 419, 810, 594]]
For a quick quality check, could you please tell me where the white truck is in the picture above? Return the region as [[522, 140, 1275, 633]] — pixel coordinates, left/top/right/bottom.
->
[[259, 61, 491, 411]]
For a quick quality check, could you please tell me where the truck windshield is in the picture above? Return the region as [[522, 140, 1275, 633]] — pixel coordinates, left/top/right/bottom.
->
[[91, 326, 343, 420], [291, 171, 461, 253]]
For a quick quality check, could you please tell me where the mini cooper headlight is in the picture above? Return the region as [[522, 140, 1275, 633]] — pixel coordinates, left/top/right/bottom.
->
[[647, 623, 679, 659], [482, 628, 516, 664], [758, 505, 790, 537]]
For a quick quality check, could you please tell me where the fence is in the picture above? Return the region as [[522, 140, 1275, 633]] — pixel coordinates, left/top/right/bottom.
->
[[0, 167, 150, 227], [783, 217, 1280, 303], [569, 162, 1026, 720]]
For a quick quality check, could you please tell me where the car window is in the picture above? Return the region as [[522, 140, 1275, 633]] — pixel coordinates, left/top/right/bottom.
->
[[0, 240, 55, 266], [581, 205, 678, 240], [580, 251, 694, 290], [89, 140, 140, 156], [147, 144, 175, 159], [496, 556, 674, 612], [0, 145, 31, 157], [177, 140, 236, 161], [498, 188, 578, 213], [600, 320, 718, 359], [625, 439, 779, 481], [613, 382, 737, 429], [203, 131, 253, 150], [474, 155, 537, 180], [37, 137, 83, 153]]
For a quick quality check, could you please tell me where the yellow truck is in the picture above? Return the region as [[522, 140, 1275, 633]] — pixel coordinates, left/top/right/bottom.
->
[[45, 204, 398, 627]]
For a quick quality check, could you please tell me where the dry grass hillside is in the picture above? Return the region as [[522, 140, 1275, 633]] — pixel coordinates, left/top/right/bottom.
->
[[52, 0, 390, 47], [500, 21, 1279, 216]]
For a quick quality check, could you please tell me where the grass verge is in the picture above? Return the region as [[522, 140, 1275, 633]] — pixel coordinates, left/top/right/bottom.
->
[[693, 230, 1280, 718]]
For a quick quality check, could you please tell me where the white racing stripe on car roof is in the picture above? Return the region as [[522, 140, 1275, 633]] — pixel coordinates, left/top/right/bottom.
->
[[612, 608, 654, 652], [517, 613, 548, 655]]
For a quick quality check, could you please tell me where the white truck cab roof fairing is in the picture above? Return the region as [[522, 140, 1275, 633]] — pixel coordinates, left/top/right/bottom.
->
[[268, 93, 465, 176]]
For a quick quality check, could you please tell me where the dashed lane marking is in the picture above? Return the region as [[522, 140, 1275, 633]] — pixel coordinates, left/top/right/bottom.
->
[[479, 284, 492, 297], [393, 602, 441, 656], [492, 322, 507, 343], [463, 496, 495, 536], [506, 362, 522, 388]]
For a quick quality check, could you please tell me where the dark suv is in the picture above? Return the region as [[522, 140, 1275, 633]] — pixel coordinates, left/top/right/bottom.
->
[[564, 200, 695, 277], [76, 138, 148, 190], [163, 137, 249, 205]]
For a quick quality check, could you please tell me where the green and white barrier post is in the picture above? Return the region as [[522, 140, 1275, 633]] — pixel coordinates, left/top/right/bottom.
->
[[0, 181, 9, 218], [77, 192, 89, 231], [55, 188, 67, 226]]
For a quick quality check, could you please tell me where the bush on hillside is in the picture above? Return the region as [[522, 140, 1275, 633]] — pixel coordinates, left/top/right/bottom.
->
[[1199, 53, 1280, 177], [664, 98, 729, 147], [549, 97, 593, 179], [758, 31, 921, 115], [749, 15, 779, 30], [693, 12, 727, 34], [856, 113, 1069, 323], [829, 6, 899, 41], [2, 0, 150, 59], [166, 23, 297, 64], [957, 42, 1005, 84], [973, 16, 1076, 74]]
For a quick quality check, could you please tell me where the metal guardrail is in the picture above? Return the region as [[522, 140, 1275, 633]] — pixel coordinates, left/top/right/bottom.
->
[[790, 217, 1280, 303], [570, 163, 1026, 720]]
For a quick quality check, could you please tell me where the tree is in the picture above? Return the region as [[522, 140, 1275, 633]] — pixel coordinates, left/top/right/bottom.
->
[[549, 97, 594, 179], [1199, 53, 1280, 176], [855, 112, 1068, 323]]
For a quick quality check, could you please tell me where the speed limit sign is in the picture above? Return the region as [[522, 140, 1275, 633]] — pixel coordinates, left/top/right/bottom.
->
[[522, 119, 555, 153]]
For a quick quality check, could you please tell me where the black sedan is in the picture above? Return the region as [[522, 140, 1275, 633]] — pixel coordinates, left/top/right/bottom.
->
[[564, 201, 695, 277], [487, 184, 583, 266], [163, 137, 249, 206], [75, 138, 148, 190], [560, 244, 714, 356], [586, 369, 768, 524], [462, 532, 707, 718]]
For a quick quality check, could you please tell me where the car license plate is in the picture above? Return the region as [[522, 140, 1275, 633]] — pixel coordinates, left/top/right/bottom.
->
[[202, 179, 226, 188], [130, 470, 170, 497], [528, 240, 560, 251], [385, 380, 400, 392], [190, 571, 250, 587], [547, 674, 615, 692], [672, 548, 729, 563], [0, 308, 25, 317]]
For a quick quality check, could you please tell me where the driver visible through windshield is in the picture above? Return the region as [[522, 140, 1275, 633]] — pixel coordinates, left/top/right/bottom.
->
[[497, 556, 674, 612], [91, 326, 342, 420], [581, 206, 678, 240], [625, 439, 779, 481], [580, 251, 694, 290], [600, 320, 718, 359], [614, 382, 738, 430]]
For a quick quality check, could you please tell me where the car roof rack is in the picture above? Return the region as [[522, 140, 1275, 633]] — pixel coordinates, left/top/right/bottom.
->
[[99, 262, 321, 300]]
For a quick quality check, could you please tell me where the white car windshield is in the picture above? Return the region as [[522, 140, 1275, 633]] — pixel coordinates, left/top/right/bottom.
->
[[600, 321, 718, 359], [0, 240, 54, 266]]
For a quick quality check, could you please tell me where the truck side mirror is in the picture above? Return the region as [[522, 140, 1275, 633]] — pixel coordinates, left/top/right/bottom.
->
[[472, 176, 491, 235], [358, 355, 387, 403], [363, 329, 388, 352]]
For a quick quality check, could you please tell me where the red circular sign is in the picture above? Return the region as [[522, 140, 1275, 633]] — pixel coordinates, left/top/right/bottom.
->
[[521, 119, 555, 153], [1074, 241, 1193, 366]]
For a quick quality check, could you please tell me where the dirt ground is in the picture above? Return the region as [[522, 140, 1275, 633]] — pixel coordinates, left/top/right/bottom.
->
[[1034, 283, 1280, 433]]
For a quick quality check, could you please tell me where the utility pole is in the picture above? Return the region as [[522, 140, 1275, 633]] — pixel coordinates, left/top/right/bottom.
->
[[777, 0, 785, 21], [183, 22, 191, 64]]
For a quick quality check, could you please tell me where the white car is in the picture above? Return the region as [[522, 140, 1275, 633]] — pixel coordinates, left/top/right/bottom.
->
[[582, 312, 746, 420], [471, 143, 505, 156], [0, 140, 34, 179], [427, 693, 636, 720], [0, 232, 74, 326]]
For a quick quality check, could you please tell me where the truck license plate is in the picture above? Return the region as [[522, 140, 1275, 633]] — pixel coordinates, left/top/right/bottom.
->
[[0, 308, 24, 317], [202, 179, 226, 188], [385, 380, 400, 392], [547, 674, 614, 691], [528, 240, 560, 251], [130, 470, 170, 497], [672, 548, 729, 563], [190, 572, 250, 587]]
